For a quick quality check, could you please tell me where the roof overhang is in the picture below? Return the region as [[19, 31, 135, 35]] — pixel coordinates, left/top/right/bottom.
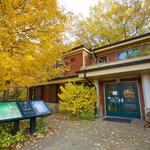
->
[[64, 46, 92, 56], [29, 76, 85, 87], [93, 33, 150, 53]]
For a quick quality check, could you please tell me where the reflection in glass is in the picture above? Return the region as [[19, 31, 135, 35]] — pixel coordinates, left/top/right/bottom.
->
[[106, 84, 120, 112], [123, 85, 137, 112], [108, 101, 120, 112], [118, 48, 141, 60], [124, 104, 136, 112], [123, 86, 135, 99], [127, 48, 140, 58], [118, 51, 127, 60]]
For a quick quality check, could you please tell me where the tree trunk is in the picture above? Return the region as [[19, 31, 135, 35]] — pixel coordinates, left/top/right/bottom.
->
[[26, 87, 28, 100], [2, 90, 9, 101], [15, 88, 18, 100]]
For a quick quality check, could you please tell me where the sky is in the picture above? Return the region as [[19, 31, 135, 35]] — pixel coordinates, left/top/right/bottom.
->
[[58, 0, 99, 17]]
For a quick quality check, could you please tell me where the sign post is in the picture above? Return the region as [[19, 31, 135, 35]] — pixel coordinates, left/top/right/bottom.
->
[[12, 120, 20, 135], [29, 117, 36, 134]]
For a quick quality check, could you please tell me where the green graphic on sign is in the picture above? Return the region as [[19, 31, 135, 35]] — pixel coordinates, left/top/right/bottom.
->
[[0, 102, 22, 121]]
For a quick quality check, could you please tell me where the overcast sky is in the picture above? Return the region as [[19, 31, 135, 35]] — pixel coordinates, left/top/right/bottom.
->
[[58, 0, 99, 17]]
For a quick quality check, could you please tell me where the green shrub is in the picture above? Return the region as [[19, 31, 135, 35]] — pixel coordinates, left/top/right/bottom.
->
[[37, 117, 47, 135], [58, 82, 97, 120], [0, 122, 27, 149], [0, 118, 49, 149]]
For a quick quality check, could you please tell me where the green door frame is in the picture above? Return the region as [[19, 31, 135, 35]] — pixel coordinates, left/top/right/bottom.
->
[[105, 81, 141, 118]]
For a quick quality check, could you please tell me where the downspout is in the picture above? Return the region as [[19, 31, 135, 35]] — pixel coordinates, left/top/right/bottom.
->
[[91, 48, 97, 63], [83, 71, 95, 87], [80, 48, 98, 117]]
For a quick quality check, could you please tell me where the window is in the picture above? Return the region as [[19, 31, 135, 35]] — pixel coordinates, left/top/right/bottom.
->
[[97, 56, 107, 63], [118, 48, 140, 60], [118, 51, 127, 60]]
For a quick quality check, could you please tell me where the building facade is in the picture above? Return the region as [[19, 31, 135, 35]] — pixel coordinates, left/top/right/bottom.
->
[[29, 33, 150, 120]]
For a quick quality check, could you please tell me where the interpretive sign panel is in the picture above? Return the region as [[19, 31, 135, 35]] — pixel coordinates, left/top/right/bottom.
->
[[0, 102, 22, 122], [18, 101, 36, 118], [20, 101, 32, 111], [31, 101, 51, 116], [0, 100, 51, 124]]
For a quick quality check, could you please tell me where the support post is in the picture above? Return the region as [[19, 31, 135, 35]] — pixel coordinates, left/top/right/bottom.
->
[[93, 80, 100, 117], [141, 74, 150, 119], [12, 120, 19, 135], [29, 117, 36, 134]]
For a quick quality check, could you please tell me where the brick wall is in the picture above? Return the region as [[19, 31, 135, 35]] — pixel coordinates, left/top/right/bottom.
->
[[65, 52, 83, 76], [84, 52, 93, 66], [107, 52, 116, 62]]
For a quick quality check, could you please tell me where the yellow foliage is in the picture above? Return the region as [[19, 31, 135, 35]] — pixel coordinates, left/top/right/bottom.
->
[[58, 82, 97, 117], [0, 0, 69, 91], [72, 0, 150, 48]]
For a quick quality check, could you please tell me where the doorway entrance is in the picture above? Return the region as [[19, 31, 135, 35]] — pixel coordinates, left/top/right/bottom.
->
[[105, 82, 141, 118]]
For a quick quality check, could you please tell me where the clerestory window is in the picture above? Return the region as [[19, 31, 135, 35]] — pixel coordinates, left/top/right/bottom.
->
[[117, 48, 140, 61]]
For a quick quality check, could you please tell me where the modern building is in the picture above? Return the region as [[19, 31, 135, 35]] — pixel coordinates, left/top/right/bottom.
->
[[29, 33, 150, 120]]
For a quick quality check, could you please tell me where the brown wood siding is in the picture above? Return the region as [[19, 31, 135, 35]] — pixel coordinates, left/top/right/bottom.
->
[[42, 85, 49, 103], [41, 84, 59, 103], [49, 85, 58, 103], [29, 87, 33, 100], [34, 86, 42, 100]]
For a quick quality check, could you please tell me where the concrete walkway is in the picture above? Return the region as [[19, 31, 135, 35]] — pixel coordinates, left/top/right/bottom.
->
[[22, 114, 150, 150]]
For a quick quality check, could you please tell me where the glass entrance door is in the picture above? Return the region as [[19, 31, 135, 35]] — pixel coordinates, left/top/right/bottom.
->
[[121, 82, 141, 118], [105, 82, 141, 118], [105, 84, 122, 116]]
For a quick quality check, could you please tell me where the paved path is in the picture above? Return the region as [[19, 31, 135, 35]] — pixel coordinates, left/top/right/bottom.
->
[[22, 114, 150, 150]]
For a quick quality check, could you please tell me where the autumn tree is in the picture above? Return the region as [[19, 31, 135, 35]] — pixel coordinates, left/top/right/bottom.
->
[[0, 0, 68, 100], [70, 0, 150, 48]]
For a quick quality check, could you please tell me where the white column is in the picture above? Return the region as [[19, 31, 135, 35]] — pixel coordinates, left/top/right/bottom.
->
[[141, 74, 150, 115], [93, 80, 100, 116]]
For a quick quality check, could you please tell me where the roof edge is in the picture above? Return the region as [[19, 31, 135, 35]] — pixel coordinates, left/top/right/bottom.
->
[[93, 32, 150, 52]]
